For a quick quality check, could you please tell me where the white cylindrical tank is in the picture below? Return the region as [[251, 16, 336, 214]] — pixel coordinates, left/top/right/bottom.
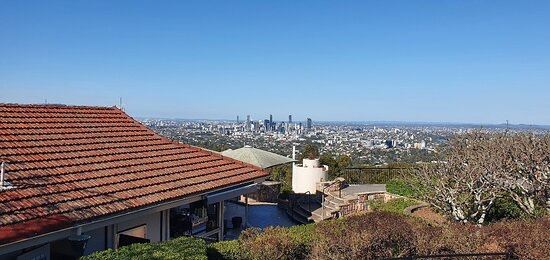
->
[[292, 158, 328, 194]]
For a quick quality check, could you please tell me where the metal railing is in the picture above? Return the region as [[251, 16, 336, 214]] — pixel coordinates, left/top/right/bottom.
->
[[338, 166, 414, 184], [303, 191, 312, 212]]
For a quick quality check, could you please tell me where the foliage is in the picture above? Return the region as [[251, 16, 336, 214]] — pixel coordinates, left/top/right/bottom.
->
[[81, 236, 207, 260], [312, 212, 418, 259], [319, 153, 351, 179], [370, 198, 420, 214], [270, 164, 293, 193], [301, 143, 320, 160], [485, 197, 528, 222], [484, 217, 550, 260], [311, 212, 549, 259], [238, 224, 316, 260], [230, 212, 548, 259], [386, 179, 418, 198], [278, 189, 293, 200], [495, 133, 549, 215], [206, 240, 242, 260], [85, 212, 549, 260]]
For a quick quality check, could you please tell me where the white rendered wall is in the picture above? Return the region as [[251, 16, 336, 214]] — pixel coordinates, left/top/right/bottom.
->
[[292, 159, 328, 194]]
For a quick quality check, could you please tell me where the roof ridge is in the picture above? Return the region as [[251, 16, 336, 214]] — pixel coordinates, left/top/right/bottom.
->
[[0, 103, 119, 110]]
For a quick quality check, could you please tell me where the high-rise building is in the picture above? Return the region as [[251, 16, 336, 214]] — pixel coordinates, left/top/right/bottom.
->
[[237, 115, 239, 123], [264, 119, 270, 132], [269, 114, 275, 132], [246, 115, 251, 131], [306, 118, 312, 130], [288, 115, 292, 123]]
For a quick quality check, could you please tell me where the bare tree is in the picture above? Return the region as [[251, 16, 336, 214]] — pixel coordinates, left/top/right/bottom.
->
[[499, 133, 549, 215], [415, 132, 549, 224], [416, 132, 501, 224]]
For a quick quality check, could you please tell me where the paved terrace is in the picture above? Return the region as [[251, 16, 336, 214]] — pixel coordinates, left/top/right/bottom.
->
[[330, 184, 387, 200]]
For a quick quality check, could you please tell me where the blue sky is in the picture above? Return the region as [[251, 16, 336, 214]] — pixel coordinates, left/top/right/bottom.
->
[[1, 1, 549, 124]]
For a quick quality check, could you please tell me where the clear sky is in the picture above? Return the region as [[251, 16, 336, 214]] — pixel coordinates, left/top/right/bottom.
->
[[1, 1, 549, 125]]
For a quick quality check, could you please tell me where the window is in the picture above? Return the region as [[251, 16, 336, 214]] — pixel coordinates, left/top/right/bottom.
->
[[117, 225, 149, 248]]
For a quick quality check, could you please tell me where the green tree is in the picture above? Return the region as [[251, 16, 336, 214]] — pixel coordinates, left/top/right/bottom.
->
[[320, 153, 351, 179], [300, 143, 320, 160]]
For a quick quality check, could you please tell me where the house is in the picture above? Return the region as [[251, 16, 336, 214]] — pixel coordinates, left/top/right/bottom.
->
[[0, 104, 268, 259]]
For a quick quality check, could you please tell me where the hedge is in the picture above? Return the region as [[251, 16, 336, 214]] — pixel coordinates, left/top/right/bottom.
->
[[81, 236, 207, 260], [83, 212, 549, 260], [206, 223, 316, 260], [210, 212, 549, 260]]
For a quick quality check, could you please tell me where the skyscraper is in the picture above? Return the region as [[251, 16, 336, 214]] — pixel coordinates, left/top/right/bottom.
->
[[264, 119, 270, 132], [288, 114, 292, 123], [246, 115, 251, 131], [306, 118, 312, 130], [237, 115, 239, 123]]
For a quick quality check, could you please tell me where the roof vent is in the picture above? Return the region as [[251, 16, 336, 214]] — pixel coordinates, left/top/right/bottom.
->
[[0, 161, 14, 191]]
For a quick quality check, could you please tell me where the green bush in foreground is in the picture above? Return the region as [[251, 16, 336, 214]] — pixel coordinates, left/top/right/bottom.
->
[[84, 212, 549, 260], [206, 240, 241, 260], [239, 223, 316, 260], [81, 236, 207, 260], [206, 223, 316, 260]]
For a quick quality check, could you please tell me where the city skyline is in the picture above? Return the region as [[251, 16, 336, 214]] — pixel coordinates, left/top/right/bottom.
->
[[138, 113, 550, 128]]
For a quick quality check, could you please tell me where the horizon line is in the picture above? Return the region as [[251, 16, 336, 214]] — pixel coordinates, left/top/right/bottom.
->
[[137, 116, 550, 128]]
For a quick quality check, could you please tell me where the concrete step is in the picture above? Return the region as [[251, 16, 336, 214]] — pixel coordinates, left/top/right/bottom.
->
[[324, 200, 341, 211], [310, 207, 334, 222], [326, 194, 346, 204]]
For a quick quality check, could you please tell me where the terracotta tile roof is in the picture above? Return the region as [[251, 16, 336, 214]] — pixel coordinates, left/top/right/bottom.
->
[[0, 104, 267, 245]]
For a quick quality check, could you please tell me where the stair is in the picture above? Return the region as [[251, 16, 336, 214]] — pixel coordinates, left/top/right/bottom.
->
[[310, 206, 334, 222], [286, 193, 350, 223], [308, 193, 348, 223]]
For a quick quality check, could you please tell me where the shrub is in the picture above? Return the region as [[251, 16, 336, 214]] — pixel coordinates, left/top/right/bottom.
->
[[207, 240, 242, 260], [287, 223, 317, 245], [84, 213, 549, 260], [238, 224, 316, 260], [486, 217, 550, 259], [312, 212, 418, 259], [485, 197, 527, 222], [81, 236, 207, 260], [312, 212, 549, 259]]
